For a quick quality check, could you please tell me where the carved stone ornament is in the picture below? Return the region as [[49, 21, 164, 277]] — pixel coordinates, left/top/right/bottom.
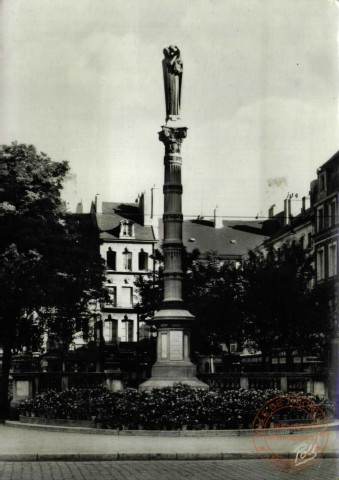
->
[[158, 126, 187, 151]]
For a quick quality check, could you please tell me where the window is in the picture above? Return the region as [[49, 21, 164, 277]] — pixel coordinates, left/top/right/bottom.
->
[[94, 319, 103, 342], [307, 232, 312, 248], [138, 249, 148, 270], [121, 286, 133, 306], [328, 242, 337, 277], [317, 207, 324, 232], [123, 249, 132, 271], [106, 248, 116, 270], [106, 286, 117, 306], [300, 235, 305, 249], [127, 320, 134, 342], [329, 200, 337, 227], [319, 172, 326, 192], [106, 316, 118, 344], [317, 248, 325, 280], [120, 220, 134, 238]]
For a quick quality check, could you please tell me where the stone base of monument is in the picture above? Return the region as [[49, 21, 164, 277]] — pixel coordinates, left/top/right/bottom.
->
[[139, 307, 209, 391], [139, 361, 209, 391], [139, 378, 208, 391], [139, 379, 208, 391]]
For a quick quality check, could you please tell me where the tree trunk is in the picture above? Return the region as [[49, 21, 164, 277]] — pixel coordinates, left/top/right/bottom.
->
[[0, 339, 12, 419]]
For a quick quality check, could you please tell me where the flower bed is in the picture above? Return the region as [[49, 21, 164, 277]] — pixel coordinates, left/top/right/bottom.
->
[[17, 385, 335, 430], [18, 415, 95, 428]]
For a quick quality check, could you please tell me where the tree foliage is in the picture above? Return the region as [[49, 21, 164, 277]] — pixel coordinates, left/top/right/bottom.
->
[[136, 242, 332, 363], [0, 143, 105, 415], [136, 249, 242, 354], [239, 242, 333, 363], [186, 252, 243, 355], [135, 248, 164, 319]]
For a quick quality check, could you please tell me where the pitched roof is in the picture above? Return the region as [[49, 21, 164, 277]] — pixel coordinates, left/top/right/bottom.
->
[[317, 150, 339, 173], [265, 207, 312, 240], [96, 202, 156, 242], [158, 219, 268, 259]]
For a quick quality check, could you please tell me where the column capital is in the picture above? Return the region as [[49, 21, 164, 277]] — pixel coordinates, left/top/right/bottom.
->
[[158, 126, 188, 154]]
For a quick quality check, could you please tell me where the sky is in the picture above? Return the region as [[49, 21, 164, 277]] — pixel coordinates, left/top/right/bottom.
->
[[1, 0, 338, 221]]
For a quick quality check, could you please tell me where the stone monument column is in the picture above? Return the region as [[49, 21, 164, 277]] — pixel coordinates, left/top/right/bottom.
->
[[139, 47, 208, 390]]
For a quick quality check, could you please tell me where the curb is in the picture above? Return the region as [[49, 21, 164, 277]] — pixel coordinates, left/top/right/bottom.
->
[[0, 452, 337, 462], [4, 421, 247, 436], [5, 420, 339, 437]]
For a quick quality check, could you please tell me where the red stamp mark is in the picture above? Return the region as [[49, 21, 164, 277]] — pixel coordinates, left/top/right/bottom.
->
[[251, 394, 329, 472]]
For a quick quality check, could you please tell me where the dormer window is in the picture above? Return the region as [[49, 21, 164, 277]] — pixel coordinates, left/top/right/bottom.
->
[[120, 220, 135, 238]]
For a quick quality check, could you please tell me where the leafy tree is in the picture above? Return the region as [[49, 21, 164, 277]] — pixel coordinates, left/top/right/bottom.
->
[[136, 242, 333, 368], [187, 252, 243, 356], [0, 143, 105, 416], [38, 213, 105, 369], [135, 248, 164, 319], [135, 247, 202, 314], [239, 242, 332, 365], [136, 248, 242, 355]]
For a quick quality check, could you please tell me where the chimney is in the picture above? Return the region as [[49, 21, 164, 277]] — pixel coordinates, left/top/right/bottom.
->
[[288, 198, 292, 221], [76, 201, 83, 214], [214, 206, 223, 229], [283, 199, 289, 226], [301, 196, 306, 214], [94, 194, 101, 213], [140, 188, 158, 227], [268, 204, 275, 219]]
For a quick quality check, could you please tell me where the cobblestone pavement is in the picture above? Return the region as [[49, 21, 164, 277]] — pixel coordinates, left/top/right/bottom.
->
[[0, 459, 338, 480]]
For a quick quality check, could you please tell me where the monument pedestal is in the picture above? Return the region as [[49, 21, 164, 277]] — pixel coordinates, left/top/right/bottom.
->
[[139, 309, 208, 391]]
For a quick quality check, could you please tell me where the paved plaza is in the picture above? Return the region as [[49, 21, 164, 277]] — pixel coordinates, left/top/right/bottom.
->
[[1, 423, 338, 479], [0, 459, 338, 480], [2, 423, 338, 459]]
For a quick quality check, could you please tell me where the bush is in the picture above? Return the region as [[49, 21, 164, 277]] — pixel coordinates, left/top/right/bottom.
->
[[17, 385, 335, 429]]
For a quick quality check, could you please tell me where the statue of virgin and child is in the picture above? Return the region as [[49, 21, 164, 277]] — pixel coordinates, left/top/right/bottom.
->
[[162, 45, 183, 122]]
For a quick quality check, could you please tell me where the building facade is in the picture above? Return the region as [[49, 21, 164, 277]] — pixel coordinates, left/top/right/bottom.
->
[[313, 152, 339, 293], [312, 152, 339, 401], [93, 193, 158, 346], [244, 152, 339, 381]]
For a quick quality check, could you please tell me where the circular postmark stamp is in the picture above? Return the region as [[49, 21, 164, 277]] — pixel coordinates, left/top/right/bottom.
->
[[252, 394, 329, 472]]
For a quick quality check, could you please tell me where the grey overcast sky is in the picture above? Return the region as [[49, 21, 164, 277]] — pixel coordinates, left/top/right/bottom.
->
[[1, 0, 338, 220]]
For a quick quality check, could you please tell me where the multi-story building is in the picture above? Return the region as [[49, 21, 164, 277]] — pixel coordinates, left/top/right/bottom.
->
[[93, 191, 158, 346], [260, 196, 313, 253], [312, 152, 338, 292], [259, 152, 338, 293], [312, 152, 339, 401], [242, 152, 339, 383]]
